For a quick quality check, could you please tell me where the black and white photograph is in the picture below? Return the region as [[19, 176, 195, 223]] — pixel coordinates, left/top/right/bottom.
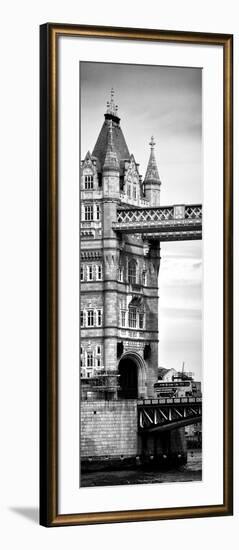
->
[[79, 61, 202, 487]]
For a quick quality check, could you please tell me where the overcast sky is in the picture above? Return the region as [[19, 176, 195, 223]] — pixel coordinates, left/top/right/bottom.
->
[[81, 61, 202, 380]]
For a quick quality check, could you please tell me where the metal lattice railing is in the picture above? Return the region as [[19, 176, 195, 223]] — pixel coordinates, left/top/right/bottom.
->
[[116, 204, 202, 225], [112, 204, 202, 241]]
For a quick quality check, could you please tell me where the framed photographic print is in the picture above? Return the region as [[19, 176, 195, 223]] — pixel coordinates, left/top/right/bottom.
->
[[40, 23, 233, 526]]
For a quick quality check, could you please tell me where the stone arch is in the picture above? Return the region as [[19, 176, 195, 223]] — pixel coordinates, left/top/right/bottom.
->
[[118, 352, 147, 399]]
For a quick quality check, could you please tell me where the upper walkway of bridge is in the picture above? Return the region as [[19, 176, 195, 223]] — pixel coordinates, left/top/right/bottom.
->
[[112, 204, 202, 241]]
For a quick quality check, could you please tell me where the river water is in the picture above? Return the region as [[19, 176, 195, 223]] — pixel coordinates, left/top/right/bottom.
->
[[81, 449, 202, 487]]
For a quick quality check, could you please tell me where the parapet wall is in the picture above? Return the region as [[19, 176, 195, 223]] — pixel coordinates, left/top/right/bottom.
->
[[80, 400, 138, 458]]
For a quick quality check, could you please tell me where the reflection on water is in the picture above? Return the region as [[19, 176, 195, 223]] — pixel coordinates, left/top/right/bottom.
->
[[80, 450, 202, 487]]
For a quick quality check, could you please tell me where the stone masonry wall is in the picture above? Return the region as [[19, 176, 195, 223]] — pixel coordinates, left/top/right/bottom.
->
[[81, 400, 138, 458]]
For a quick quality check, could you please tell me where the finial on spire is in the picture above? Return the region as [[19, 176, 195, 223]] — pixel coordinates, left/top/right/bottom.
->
[[149, 136, 156, 149], [106, 88, 118, 117]]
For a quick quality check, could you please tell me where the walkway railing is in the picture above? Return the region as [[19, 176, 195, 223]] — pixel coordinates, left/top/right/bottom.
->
[[112, 204, 202, 241]]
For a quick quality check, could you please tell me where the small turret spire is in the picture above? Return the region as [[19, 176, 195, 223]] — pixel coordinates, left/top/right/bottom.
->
[[103, 120, 119, 172], [144, 137, 161, 206], [145, 137, 161, 184]]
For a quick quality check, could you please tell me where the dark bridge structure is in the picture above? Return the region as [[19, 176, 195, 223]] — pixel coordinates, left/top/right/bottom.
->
[[138, 397, 202, 433]]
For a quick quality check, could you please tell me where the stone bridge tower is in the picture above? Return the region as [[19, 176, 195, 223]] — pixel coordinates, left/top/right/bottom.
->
[[80, 89, 161, 400]]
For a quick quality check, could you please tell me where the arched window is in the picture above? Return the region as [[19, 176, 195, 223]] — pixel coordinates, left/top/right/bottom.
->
[[128, 260, 137, 285]]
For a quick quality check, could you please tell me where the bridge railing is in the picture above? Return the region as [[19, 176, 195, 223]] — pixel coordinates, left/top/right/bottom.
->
[[137, 396, 202, 406], [115, 204, 202, 226]]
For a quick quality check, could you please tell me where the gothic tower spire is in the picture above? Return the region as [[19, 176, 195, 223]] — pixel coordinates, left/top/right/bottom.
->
[[144, 137, 161, 206], [92, 89, 130, 172]]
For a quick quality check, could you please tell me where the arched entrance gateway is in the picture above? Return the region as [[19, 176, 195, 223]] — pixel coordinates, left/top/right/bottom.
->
[[118, 353, 146, 399]]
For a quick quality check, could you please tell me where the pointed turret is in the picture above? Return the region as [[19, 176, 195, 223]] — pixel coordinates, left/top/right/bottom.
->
[[144, 137, 161, 206], [92, 89, 130, 173]]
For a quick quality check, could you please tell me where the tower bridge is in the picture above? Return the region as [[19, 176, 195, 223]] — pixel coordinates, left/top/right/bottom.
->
[[80, 89, 202, 471]]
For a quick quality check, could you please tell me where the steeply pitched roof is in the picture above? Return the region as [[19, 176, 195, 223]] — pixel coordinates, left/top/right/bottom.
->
[[93, 118, 130, 173]]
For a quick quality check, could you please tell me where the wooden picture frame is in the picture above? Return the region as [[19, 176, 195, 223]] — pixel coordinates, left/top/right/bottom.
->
[[40, 23, 233, 526]]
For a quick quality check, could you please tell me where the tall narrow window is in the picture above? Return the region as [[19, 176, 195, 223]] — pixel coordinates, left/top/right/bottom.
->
[[84, 175, 93, 189], [121, 310, 126, 327], [96, 205, 100, 220], [84, 205, 93, 221], [128, 260, 137, 285], [97, 265, 102, 280], [127, 184, 131, 198], [80, 266, 84, 281], [87, 352, 93, 367], [87, 265, 93, 281], [118, 266, 123, 282], [80, 310, 84, 327], [139, 312, 144, 329], [87, 310, 94, 326], [97, 310, 102, 326], [133, 186, 137, 200], [142, 271, 147, 286], [129, 308, 137, 328]]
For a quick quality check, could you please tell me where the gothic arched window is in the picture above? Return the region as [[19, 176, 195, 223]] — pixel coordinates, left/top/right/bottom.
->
[[128, 260, 137, 285]]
